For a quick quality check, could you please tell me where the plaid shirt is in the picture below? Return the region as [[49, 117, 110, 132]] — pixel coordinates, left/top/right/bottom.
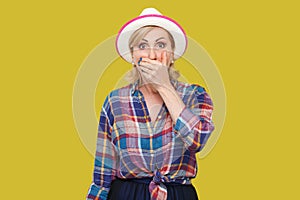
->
[[87, 79, 214, 200]]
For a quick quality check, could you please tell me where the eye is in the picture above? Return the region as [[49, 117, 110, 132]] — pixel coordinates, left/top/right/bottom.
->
[[156, 42, 166, 49], [138, 43, 148, 50]]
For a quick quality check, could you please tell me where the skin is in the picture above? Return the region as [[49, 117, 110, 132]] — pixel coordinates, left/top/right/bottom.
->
[[131, 27, 186, 124]]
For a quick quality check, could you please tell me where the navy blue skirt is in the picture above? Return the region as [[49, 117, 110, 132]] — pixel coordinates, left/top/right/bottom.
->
[[107, 178, 198, 200]]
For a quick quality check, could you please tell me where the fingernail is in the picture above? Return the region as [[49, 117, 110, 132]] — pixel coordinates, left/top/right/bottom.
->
[[138, 57, 142, 65]]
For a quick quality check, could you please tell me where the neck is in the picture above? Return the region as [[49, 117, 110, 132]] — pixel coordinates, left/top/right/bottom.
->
[[139, 84, 158, 94]]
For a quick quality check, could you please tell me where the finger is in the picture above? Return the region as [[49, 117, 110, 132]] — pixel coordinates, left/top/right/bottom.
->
[[162, 51, 167, 66], [139, 61, 156, 70], [139, 65, 152, 74], [136, 67, 149, 84], [139, 66, 159, 83], [137, 57, 143, 66], [137, 68, 143, 79], [141, 58, 161, 65]]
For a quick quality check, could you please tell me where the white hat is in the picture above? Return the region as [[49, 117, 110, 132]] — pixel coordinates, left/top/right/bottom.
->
[[115, 8, 188, 63]]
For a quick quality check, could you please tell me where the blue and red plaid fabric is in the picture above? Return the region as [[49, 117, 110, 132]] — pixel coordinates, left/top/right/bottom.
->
[[87, 79, 215, 200]]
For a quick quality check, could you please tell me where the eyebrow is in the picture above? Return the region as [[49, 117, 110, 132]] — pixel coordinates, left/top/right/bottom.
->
[[141, 37, 166, 42], [155, 37, 166, 42]]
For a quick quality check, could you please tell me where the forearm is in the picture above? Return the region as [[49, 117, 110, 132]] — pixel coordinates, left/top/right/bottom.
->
[[157, 84, 185, 123], [158, 83, 215, 152], [87, 95, 116, 200]]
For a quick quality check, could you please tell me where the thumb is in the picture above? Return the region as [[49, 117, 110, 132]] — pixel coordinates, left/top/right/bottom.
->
[[162, 51, 167, 66]]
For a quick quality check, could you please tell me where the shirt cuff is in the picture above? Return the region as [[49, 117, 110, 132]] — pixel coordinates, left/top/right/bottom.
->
[[87, 183, 109, 200]]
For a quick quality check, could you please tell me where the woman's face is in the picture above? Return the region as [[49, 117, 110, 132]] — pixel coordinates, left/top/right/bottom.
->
[[132, 27, 174, 67]]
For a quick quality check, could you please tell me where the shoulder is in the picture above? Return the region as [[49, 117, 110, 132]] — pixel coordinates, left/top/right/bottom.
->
[[107, 84, 132, 99], [102, 84, 133, 109], [101, 84, 132, 115]]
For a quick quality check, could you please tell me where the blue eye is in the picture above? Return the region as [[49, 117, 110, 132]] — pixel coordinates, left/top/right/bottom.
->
[[138, 43, 148, 49], [157, 42, 166, 48]]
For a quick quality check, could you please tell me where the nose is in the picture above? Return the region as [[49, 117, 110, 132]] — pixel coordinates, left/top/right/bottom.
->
[[148, 48, 157, 60]]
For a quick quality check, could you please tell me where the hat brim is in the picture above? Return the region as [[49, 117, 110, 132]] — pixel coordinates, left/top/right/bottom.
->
[[116, 14, 188, 63]]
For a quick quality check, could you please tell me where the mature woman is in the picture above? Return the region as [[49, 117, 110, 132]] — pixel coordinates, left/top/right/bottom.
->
[[87, 8, 215, 200]]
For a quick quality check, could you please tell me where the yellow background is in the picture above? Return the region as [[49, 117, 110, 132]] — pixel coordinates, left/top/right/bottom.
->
[[1, 0, 299, 199]]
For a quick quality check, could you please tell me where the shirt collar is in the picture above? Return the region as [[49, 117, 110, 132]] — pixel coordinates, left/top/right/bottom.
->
[[130, 79, 140, 95]]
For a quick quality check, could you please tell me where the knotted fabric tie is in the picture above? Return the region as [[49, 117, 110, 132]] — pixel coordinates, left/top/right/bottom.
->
[[149, 169, 168, 200]]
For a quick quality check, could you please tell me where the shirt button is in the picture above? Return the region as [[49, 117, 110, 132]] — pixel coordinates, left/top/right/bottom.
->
[[157, 115, 161, 119]]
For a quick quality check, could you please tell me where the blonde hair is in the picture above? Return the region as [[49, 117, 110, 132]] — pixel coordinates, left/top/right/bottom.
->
[[125, 25, 180, 83]]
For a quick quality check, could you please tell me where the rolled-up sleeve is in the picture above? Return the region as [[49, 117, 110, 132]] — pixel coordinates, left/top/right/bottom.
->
[[173, 85, 215, 152], [87, 95, 116, 200]]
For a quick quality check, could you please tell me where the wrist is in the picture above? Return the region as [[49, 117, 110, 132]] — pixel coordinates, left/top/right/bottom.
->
[[157, 82, 173, 94]]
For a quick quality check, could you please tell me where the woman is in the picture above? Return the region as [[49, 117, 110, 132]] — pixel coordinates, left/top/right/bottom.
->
[[87, 8, 215, 200]]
